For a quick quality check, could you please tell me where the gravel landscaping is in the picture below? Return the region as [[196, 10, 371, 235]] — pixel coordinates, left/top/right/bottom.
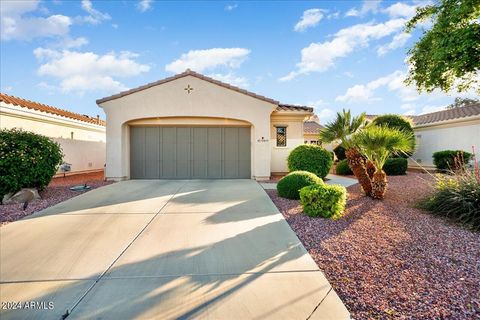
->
[[266, 172, 480, 319], [1, 172, 114, 225]]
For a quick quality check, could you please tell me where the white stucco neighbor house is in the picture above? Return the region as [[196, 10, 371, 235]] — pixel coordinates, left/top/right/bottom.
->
[[97, 69, 314, 181], [0, 93, 106, 175], [409, 104, 480, 169]]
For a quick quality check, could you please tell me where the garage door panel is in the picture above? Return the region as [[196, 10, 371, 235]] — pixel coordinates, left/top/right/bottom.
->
[[161, 128, 176, 179], [130, 127, 145, 179], [145, 127, 159, 179], [130, 126, 250, 179]]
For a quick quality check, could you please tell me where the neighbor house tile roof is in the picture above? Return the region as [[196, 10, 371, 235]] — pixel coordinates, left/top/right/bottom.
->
[[304, 121, 324, 134], [412, 104, 480, 125], [97, 69, 280, 105], [0, 92, 106, 126], [365, 104, 480, 127]]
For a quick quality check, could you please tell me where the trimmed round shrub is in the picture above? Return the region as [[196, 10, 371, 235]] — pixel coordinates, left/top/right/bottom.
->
[[433, 150, 473, 171], [0, 129, 63, 198], [287, 144, 333, 179], [335, 159, 353, 175], [333, 145, 347, 161], [299, 184, 347, 219], [373, 114, 415, 157], [277, 171, 323, 200], [383, 158, 408, 175]]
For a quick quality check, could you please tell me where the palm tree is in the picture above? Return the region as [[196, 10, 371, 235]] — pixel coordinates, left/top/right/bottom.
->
[[319, 109, 373, 196], [353, 125, 414, 199]]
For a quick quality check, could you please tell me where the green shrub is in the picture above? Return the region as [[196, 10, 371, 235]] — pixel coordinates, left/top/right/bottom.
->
[[277, 171, 323, 200], [433, 150, 472, 171], [333, 145, 346, 161], [383, 158, 408, 175], [418, 169, 480, 231], [335, 159, 352, 175], [299, 184, 347, 219], [0, 129, 63, 198], [372, 114, 415, 157], [287, 144, 333, 179]]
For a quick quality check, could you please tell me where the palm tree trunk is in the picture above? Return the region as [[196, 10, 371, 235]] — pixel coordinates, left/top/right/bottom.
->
[[346, 148, 372, 196], [366, 160, 376, 179], [371, 170, 388, 199]]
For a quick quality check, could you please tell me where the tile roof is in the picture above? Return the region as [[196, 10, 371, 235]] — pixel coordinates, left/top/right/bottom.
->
[[276, 104, 314, 113], [365, 104, 480, 127], [97, 69, 280, 105], [0, 93, 106, 126], [412, 104, 480, 125], [304, 121, 324, 134]]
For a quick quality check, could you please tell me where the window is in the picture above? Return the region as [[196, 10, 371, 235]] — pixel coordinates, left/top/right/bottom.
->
[[70, 132, 74, 139], [276, 126, 287, 147]]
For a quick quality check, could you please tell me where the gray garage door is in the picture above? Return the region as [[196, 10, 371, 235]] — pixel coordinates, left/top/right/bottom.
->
[[130, 126, 251, 179]]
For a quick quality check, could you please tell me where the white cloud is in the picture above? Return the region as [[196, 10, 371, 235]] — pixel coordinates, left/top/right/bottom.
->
[[377, 32, 411, 56], [318, 108, 336, 124], [79, 0, 111, 25], [280, 18, 406, 81], [343, 71, 354, 78], [207, 73, 249, 88], [34, 48, 150, 93], [294, 8, 325, 32], [383, 2, 419, 19], [225, 4, 238, 11], [2, 85, 13, 92], [1, 0, 72, 41], [165, 48, 250, 73], [138, 0, 153, 12], [420, 105, 447, 114], [62, 36, 89, 49], [401, 103, 416, 110], [336, 70, 420, 103], [345, 0, 382, 17]]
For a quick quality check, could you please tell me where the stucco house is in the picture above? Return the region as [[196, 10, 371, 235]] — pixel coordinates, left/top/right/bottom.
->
[[0, 93, 106, 175], [409, 104, 480, 169], [97, 69, 314, 181]]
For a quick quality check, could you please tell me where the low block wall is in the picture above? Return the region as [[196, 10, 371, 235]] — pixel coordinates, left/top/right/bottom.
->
[[53, 138, 106, 174]]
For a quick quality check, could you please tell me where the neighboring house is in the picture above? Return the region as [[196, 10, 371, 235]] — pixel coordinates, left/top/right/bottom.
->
[[0, 93, 106, 175], [366, 105, 480, 169], [410, 104, 480, 169], [96, 69, 313, 181]]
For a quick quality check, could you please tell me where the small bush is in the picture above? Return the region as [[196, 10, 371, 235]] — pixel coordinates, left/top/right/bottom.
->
[[287, 144, 333, 179], [383, 158, 408, 175], [0, 129, 63, 198], [277, 171, 323, 200], [333, 145, 346, 161], [418, 169, 480, 231], [299, 184, 347, 219], [335, 159, 352, 175], [433, 150, 472, 171]]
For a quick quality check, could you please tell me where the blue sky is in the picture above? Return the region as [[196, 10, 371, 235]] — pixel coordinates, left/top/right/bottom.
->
[[1, 0, 475, 123]]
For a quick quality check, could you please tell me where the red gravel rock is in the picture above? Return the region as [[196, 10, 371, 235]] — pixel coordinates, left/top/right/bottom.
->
[[267, 172, 480, 319], [1, 172, 114, 225]]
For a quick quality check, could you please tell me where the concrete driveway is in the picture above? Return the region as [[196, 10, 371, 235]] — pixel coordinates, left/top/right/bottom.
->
[[0, 180, 349, 319]]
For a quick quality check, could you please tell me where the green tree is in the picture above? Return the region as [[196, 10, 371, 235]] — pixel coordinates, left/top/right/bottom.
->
[[319, 110, 374, 196], [353, 126, 414, 199], [446, 97, 479, 109], [405, 0, 480, 94]]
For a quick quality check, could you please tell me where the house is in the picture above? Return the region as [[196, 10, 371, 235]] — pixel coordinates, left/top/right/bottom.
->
[[97, 69, 313, 181], [366, 105, 480, 169], [0, 93, 106, 175], [410, 104, 480, 169]]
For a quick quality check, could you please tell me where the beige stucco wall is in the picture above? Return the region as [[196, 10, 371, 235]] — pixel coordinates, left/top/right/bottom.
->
[[99, 75, 277, 180], [270, 113, 309, 174], [410, 118, 480, 168], [0, 101, 106, 174]]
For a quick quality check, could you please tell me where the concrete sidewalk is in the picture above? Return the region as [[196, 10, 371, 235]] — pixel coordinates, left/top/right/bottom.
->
[[0, 180, 349, 320]]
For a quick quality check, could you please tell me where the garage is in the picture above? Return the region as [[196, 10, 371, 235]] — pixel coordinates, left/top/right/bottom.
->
[[130, 126, 251, 179]]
